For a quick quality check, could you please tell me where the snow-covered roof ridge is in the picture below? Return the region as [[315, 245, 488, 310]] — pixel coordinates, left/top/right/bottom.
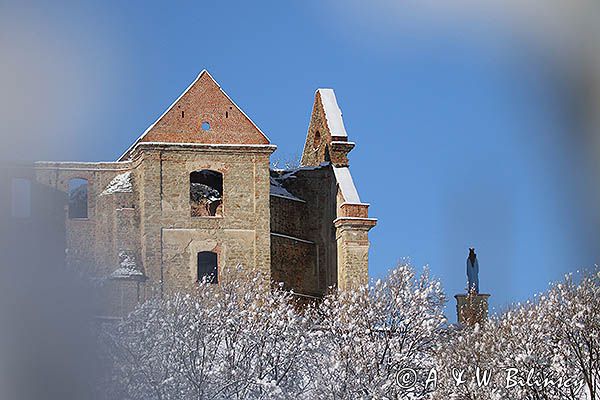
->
[[333, 166, 361, 203], [101, 171, 133, 195], [317, 88, 348, 138]]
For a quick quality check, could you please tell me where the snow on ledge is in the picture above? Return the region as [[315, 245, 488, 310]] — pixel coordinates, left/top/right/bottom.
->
[[271, 232, 314, 244], [109, 251, 144, 279], [110, 267, 144, 279], [270, 193, 306, 203], [333, 166, 361, 203], [318, 89, 348, 138], [101, 171, 133, 195]]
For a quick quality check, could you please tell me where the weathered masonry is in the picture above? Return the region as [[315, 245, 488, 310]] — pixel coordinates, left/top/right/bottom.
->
[[0, 71, 377, 316]]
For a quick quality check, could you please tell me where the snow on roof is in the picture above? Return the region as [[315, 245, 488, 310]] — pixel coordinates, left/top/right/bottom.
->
[[270, 175, 304, 202], [101, 171, 133, 195], [318, 89, 348, 138], [269, 162, 331, 203], [109, 251, 144, 279], [333, 166, 361, 203]]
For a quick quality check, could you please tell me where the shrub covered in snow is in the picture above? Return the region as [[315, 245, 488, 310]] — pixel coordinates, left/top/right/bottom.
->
[[433, 268, 599, 400], [102, 265, 600, 399], [103, 264, 445, 399]]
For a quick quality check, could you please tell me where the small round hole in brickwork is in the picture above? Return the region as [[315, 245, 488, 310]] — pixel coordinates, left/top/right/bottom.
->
[[201, 121, 211, 131]]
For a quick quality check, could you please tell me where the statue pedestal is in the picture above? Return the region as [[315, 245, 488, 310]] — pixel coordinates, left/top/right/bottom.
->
[[455, 293, 490, 325]]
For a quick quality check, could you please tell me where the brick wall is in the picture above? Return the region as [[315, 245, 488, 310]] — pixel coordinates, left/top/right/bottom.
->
[[269, 164, 338, 295]]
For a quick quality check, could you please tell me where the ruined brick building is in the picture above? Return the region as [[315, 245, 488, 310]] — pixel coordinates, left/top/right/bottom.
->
[[1, 71, 376, 316]]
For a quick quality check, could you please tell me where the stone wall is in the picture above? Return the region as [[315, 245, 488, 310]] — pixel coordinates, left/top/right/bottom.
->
[[133, 145, 274, 294], [1, 74, 377, 315], [269, 164, 338, 295], [270, 234, 318, 295], [334, 185, 376, 291], [0, 164, 67, 271], [334, 222, 372, 291], [1, 162, 142, 317], [298, 88, 377, 292], [2, 142, 274, 316], [30, 162, 138, 278], [270, 196, 306, 239]]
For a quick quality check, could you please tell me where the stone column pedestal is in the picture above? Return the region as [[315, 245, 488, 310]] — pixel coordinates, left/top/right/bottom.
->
[[455, 292, 490, 325]]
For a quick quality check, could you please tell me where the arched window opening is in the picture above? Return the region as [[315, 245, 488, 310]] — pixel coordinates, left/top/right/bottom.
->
[[190, 170, 223, 217], [313, 130, 321, 149], [197, 251, 218, 284], [68, 178, 88, 219], [11, 178, 31, 218]]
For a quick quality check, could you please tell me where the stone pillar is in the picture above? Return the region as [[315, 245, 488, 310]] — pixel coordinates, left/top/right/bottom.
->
[[455, 292, 490, 325], [137, 151, 163, 294], [334, 216, 376, 290]]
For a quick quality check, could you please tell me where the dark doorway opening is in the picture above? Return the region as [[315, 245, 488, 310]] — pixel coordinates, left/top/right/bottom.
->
[[197, 251, 218, 284]]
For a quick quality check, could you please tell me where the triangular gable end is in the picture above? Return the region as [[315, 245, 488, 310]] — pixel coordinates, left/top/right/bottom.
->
[[119, 70, 270, 160], [301, 88, 354, 167]]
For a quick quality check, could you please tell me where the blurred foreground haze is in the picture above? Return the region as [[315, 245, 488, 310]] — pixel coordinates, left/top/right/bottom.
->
[[1, 1, 600, 398]]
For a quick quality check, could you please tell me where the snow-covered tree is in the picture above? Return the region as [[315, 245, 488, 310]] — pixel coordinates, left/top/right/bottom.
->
[[434, 268, 599, 400], [104, 263, 446, 400], [104, 264, 599, 399], [541, 269, 600, 399], [104, 267, 315, 399], [307, 265, 446, 399]]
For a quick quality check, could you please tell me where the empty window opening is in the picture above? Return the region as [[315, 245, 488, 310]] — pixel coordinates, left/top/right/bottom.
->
[[11, 178, 31, 218], [68, 178, 88, 219], [197, 251, 218, 284], [313, 130, 321, 149], [201, 121, 211, 131], [225, 111, 228, 118], [181, 111, 185, 118], [324, 145, 331, 162], [190, 170, 223, 217]]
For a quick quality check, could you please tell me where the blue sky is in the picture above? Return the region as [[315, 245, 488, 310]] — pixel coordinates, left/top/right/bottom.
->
[[2, 0, 598, 320]]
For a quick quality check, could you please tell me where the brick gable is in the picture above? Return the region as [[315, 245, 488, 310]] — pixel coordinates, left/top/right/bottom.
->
[[120, 70, 269, 160]]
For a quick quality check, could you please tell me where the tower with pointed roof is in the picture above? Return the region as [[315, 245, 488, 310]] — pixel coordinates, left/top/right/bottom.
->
[[3, 71, 377, 316]]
